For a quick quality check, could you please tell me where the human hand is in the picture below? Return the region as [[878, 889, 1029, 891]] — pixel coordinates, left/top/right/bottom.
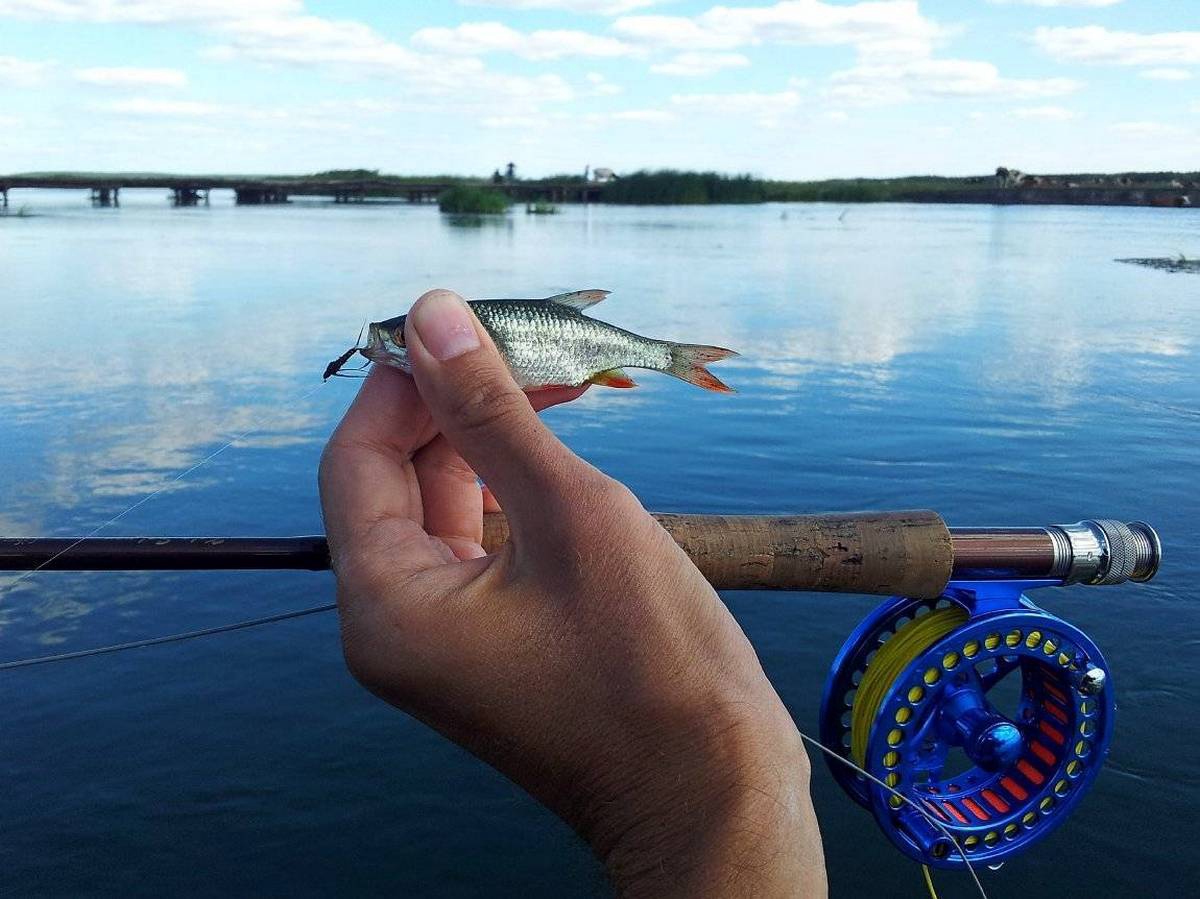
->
[[319, 290, 825, 897]]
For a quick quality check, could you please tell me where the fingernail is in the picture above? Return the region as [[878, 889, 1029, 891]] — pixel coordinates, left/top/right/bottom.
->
[[410, 291, 481, 361]]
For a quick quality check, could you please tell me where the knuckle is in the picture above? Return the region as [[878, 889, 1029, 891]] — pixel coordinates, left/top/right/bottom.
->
[[540, 471, 641, 549], [448, 375, 529, 436], [580, 472, 641, 518]]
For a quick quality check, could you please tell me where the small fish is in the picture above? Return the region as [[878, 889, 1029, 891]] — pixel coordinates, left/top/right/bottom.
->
[[325, 290, 738, 392]]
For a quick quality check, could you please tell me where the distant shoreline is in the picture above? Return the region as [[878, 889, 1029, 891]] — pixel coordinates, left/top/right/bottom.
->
[[2, 168, 1196, 210]]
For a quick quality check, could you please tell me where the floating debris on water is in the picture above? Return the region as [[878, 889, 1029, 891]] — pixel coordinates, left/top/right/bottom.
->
[[1115, 256, 1200, 274]]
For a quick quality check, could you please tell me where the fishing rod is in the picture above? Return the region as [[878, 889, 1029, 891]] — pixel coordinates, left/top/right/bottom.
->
[[0, 512, 1161, 593], [0, 510, 1164, 875]]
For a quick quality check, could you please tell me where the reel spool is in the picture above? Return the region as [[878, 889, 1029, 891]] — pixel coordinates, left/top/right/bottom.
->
[[819, 579, 1114, 869]]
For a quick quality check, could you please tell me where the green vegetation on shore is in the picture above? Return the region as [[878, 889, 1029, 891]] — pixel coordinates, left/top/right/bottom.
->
[[602, 170, 768, 204], [437, 184, 510, 214], [568, 169, 1198, 204], [596, 170, 996, 204]]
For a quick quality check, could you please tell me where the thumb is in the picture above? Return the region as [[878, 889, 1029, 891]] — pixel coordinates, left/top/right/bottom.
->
[[404, 289, 588, 530]]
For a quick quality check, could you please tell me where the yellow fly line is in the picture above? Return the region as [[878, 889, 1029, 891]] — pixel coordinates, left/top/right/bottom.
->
[[850, 605, 969, 767], [849, 605, 970, 899]]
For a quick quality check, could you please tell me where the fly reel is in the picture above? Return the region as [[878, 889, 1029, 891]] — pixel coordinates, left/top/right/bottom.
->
[[819, 579, 1115, 869]]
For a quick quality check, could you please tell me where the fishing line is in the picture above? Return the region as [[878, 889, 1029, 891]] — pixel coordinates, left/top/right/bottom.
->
[[0, 328, 990, 892], [922, 864, 940, 899], [834, 604, 984, 898], [0, 595, 987, 898], [0, 602, 336, 671], [0, 581, 986, 896], [0, 379, 331, 600], [798, 732, 988, 899], [851, 606, 968, 766]]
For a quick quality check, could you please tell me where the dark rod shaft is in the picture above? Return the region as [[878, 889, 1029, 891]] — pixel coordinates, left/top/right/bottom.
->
[[0, 536, 332, 572]]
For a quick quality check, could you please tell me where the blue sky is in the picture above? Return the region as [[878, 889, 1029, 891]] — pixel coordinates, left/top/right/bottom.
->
[[0, 0, 1196, 178]]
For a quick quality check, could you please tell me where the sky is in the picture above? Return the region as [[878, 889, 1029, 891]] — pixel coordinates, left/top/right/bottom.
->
[[0, 0, 1197, 179]]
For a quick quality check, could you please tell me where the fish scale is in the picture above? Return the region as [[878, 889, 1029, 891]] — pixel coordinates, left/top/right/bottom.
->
[[472, 300, 670, 388]]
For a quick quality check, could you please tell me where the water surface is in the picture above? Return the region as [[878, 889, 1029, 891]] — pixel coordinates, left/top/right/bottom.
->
[[1, 193, 1196, 896]]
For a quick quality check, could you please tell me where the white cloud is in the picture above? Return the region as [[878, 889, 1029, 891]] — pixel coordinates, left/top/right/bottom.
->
[[208, 14, 434, 72], [2, 1, 575, 119], [411, 21, 634, 60], [989, 0, 1121, 6], [94, 97, 225, 116], [462, 0, 663, 13], [829, 58, 1081, 105], [614, 1, 945, 57], [0, 0, 301, 24], [650, 52, 750, 76], [485, 105, 674, 129], [0, 54, 52, 86], [205, 14, 579, 115], [614, 15, 739, 50], [1012, 105, 1076, 120], [610, 108, 675, 122], [74, 66, 187, 87], [586, 71, 622, 95], [1139, 67, 1193, 81], [1034, 26, 1200, 67], [481, 114, 544, 129], [671, 89, 801, 127], [1111, 120, 1188, 137]]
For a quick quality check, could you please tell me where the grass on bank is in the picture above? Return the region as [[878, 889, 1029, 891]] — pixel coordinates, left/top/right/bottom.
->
[[438, 185, 510, 214], [602, 170, 767, 204]]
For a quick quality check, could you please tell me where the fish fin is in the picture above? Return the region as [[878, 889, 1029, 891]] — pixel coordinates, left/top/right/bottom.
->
[[545, 289, 610, 311], [588, 368, 638, 388], [665, 343, 738, 393]]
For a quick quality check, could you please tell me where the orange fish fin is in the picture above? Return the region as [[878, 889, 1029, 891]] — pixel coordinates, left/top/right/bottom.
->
[[588, 368, 638, 388], [665, 343, 738, 393]]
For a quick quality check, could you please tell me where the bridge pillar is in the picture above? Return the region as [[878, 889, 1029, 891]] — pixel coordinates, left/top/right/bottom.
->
[[172, 187, 204, 206], [1, 188, 7, 208], [91, 187, 116, 206]]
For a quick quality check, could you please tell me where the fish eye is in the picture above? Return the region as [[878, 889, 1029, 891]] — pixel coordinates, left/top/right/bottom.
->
[[392, 327, 406, 347]]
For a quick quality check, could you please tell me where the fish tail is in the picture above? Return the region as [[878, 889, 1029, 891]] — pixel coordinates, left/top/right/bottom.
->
[[664, 343, 738, 393]]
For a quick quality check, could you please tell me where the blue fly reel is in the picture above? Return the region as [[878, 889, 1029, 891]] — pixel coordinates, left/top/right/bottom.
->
[[819, 579, 1114, 869]]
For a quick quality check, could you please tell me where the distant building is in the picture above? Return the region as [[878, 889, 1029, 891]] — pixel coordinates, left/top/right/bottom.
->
[[592, 167, 616, 183], [996, 166, 1029, 188]]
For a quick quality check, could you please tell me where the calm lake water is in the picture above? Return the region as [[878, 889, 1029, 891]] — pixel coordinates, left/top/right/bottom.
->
[[1, 192, 1196, 897]]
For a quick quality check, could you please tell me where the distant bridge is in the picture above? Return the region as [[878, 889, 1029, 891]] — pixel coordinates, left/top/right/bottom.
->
[[0, 174, 607, 207]]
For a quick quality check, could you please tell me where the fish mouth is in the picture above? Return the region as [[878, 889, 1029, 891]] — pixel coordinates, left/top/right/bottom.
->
[[360, 316, 410, 371]]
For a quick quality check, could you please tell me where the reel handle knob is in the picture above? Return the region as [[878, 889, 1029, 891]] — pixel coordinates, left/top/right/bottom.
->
[[960, 711, 1023, 771], [942, 687, 1025, 771]]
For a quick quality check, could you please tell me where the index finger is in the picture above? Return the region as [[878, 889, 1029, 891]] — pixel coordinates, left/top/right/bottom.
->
[[318, 366, 439, 556]]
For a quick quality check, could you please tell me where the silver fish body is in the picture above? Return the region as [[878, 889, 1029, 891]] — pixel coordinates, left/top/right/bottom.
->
[[355, 290, 736, 392]]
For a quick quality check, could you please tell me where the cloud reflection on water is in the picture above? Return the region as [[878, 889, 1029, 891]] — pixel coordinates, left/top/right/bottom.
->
[[1, 199, 1197, 650]]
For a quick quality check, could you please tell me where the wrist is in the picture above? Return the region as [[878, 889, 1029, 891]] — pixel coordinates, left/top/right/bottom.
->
[[581, 700, 823, 898]]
